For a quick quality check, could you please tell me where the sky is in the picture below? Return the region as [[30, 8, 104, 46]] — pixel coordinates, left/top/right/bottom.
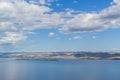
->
[[0, 0, 120, 52]]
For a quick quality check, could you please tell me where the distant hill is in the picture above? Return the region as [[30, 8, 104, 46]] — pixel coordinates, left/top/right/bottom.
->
[[0, 51, 120, 60]]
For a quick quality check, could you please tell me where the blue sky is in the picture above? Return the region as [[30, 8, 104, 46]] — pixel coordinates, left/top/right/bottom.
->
[[0, 0, 120, 52]]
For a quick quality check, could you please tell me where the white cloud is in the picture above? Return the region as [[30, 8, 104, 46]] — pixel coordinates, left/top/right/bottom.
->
[[48, 32, 55, 37], [114, 0, 120, 4], [60, 0, 120, 33], [111, 48, 120, 51], [39, 0, 46, 4], [73, 36, 81, 40], [0, 0, 120, 44], [68, 36, 82, 40], [56, 4, 61, 7], [0, 0, 62, 44], [73, 1, 78, 4], [29, 0, 58, 5], [0, 32, 27, 45]]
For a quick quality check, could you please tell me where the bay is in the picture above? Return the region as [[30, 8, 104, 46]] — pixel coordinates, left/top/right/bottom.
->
[[0, 58, 120, 80]]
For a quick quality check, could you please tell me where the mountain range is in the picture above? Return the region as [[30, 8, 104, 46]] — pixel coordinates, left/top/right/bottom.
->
[[0, 51, 120, 60]]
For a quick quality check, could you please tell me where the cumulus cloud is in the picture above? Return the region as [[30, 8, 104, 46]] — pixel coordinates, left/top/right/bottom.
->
[[0, 0, 62, 44], [111, 48, 120, 51], [73, 1, 78, 4], [48, 32, 55, 37], [0, 0, 120, 44], [73, 36, 81, 40], [114, 0, 120, 4], [29, 0, 58, 5], [39, 0, 46, 4], [68, 36, 82, 40], [61, 0, 120, 33], [0, 32, 26, 45]]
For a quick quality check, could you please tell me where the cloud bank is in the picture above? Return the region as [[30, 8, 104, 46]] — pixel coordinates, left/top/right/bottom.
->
[[0, 0, 120, 44]]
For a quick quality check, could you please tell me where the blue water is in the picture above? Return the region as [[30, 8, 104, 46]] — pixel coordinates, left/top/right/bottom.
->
[[0, 58, 120, 80]]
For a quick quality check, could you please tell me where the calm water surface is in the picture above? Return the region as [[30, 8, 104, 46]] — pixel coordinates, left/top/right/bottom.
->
[[0, 58, 120, 80]]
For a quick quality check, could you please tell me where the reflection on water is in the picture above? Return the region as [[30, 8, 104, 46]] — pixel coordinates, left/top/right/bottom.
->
[[0, 58, 120, 80]]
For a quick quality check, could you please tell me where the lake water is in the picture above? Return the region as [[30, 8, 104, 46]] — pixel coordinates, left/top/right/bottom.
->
[[0, 58, 120, 80]]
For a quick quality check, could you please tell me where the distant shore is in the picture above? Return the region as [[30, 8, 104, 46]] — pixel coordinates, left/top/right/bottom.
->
[[1, 51, 120, 60]]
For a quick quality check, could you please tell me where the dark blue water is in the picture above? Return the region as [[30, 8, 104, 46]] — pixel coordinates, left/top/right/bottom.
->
[[0, 58, 120, 80]]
